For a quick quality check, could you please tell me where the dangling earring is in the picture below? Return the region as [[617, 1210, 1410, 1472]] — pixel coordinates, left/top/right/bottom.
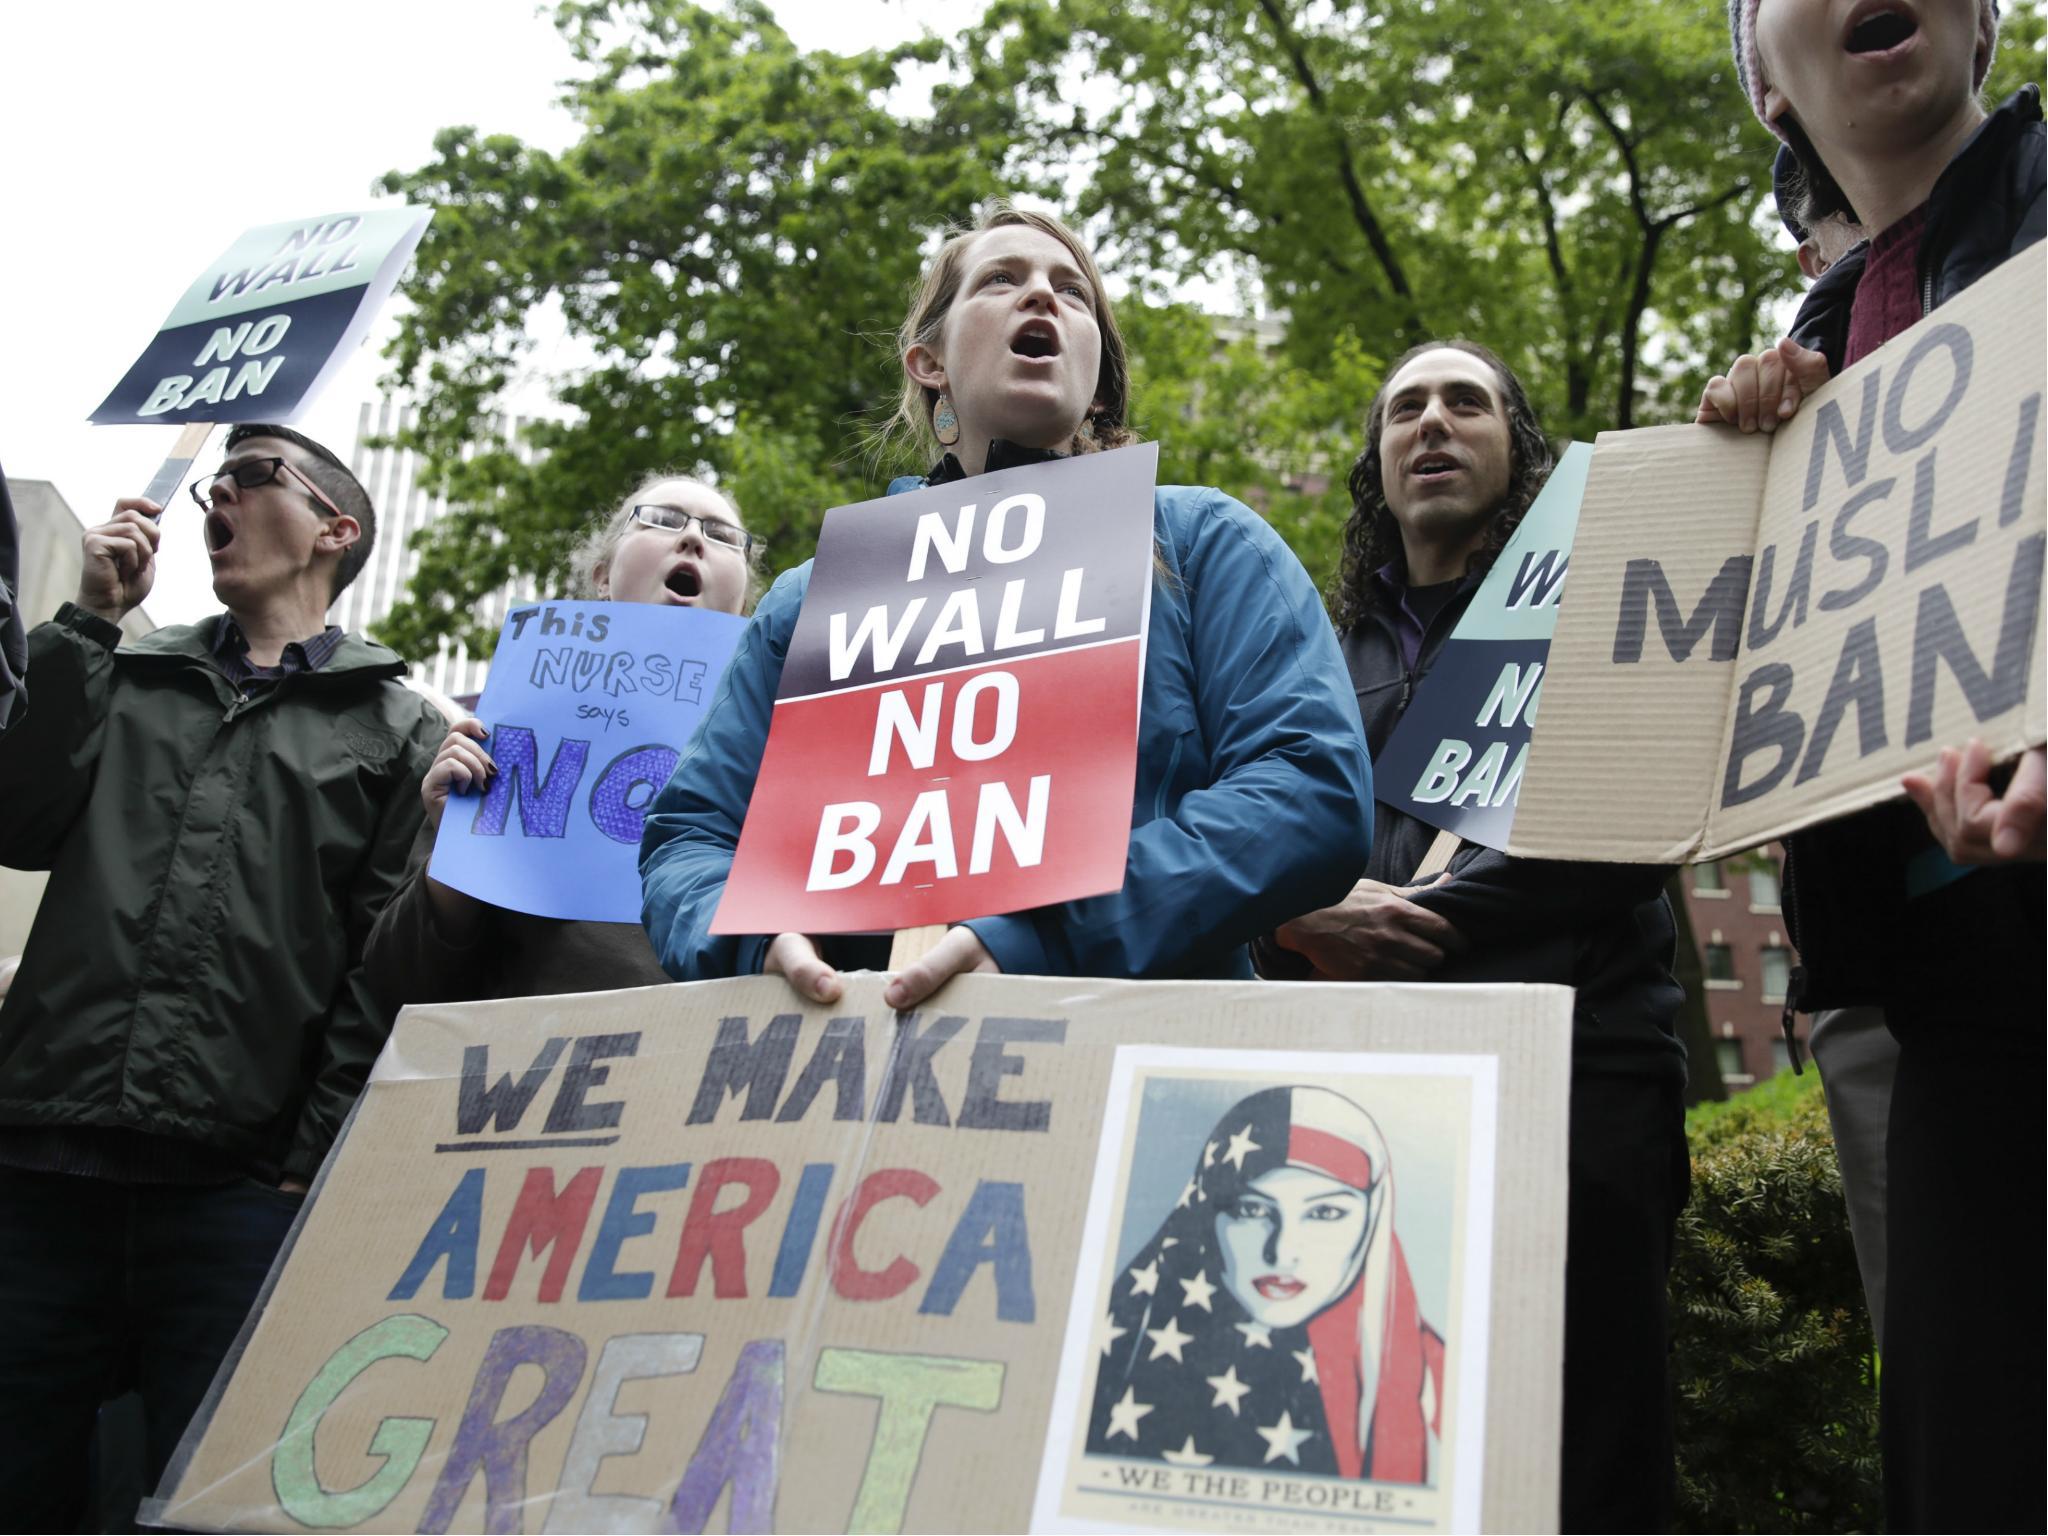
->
[[1079, 412, 1100, 445], [933, 394, 961, 447]]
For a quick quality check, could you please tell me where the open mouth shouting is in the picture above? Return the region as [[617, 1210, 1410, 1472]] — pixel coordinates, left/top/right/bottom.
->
[[1009, 317, 1062, 363], [1843, 0, 1920, 61], [204, 512, 236, 558], [1253, 1274, 1307, 1302], [662, 563, 704, 604]]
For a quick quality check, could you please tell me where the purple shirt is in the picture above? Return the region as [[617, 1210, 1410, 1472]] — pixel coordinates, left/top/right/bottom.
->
[[1371, 565, 1464, 672]]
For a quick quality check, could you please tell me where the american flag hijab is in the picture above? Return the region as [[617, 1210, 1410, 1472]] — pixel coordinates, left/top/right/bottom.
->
[[1085, 1087, 1446, 1481]]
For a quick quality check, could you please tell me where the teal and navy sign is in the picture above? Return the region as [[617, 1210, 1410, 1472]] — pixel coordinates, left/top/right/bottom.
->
[[91, 207, 432, 426], [1373, 442, 1592, 851]]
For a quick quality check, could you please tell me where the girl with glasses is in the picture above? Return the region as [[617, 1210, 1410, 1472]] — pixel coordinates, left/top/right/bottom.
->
[[364, 473, 758, 1013]]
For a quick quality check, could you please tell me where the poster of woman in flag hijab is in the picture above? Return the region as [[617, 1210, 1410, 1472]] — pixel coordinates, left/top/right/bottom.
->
[[1035, 1048, 1494, 1534]]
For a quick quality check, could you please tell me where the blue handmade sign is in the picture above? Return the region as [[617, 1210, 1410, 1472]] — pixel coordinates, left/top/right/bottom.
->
[[429, 600, 746, 922]]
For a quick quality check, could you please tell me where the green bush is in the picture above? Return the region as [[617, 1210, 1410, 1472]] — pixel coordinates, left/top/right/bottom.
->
[[1672, 1070, 1881, 1533]]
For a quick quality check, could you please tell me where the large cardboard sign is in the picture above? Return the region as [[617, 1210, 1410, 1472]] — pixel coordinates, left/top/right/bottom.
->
[[1371, 444, 1591, 850], [1513, 242, 2046, 863], [91, 207, 433, 426], [429, 601, 745, 923], [714, 446, 1158, 935], [148, 974, 1571, 1534]]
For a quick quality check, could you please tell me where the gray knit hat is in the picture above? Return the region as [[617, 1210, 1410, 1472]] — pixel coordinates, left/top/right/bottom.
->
[[1728, 0, 2003, 139]]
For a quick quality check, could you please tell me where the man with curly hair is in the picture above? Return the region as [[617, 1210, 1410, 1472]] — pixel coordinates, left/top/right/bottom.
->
[[1271, 342, 1689, 1533]]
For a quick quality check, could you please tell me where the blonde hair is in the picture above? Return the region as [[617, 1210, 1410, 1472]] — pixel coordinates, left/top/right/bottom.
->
[[879, 201, 1137, 468], [570, 471, 764, 611]]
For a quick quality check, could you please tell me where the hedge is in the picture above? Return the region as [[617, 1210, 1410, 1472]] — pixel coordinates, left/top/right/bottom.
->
[[1672, 1068, 1881, 1533]]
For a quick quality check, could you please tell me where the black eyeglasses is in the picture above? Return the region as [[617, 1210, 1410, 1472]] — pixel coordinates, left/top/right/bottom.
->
[[630, 503, 754, 555], [191, 457, 344, 518]]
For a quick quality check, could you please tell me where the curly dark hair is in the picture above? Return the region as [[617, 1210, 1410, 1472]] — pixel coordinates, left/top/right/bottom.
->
[[1329, 340, 1556, 632]]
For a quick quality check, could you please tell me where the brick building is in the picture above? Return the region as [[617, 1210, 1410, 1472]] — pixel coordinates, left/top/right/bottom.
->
[[1678, 844, 1807, 1092]]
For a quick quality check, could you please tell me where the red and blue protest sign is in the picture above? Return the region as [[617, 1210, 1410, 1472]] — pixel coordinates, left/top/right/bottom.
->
[[713, 444, 1159, 934]]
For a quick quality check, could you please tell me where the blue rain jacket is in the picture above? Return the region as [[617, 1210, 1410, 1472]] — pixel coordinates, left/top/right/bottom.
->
[[640, 477, 1373, 981]]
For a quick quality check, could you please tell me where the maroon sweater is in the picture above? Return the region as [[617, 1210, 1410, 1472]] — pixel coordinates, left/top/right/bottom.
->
[[1842, 203, 1930, 367]]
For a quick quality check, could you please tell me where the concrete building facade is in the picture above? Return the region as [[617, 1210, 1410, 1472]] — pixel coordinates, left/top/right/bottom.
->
[[1, 480, 157, 960], [332, 397, 537, 702]]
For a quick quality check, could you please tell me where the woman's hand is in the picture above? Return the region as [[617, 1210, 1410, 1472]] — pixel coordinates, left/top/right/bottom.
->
[[765, 927, 1001, 1008], [1902, 740, 2046, 865], [422, 719, 494, 828], [766, 933, 843, 1004], [1695, 338, 1832, 433], [885, 926, 999, 1009]]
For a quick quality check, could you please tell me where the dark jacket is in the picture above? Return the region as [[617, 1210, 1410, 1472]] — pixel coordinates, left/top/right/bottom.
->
[[366, 819, 673, 1014], [0, 606, 443, 1180], [1790, 86, 2044, 369], [1328, 574, 1687, 1084], [642, 461, 1374, 982], [1778, 85, 2046, 1022], [0, 471, 22, 732]]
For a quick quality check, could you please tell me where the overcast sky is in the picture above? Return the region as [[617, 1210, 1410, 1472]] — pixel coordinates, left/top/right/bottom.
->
[[0, 0, 957, 625]]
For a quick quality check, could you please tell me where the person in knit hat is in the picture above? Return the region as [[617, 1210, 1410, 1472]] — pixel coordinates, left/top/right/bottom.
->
[[1703, 0, 2006, 433], [1702, 4, 2043, 1531]]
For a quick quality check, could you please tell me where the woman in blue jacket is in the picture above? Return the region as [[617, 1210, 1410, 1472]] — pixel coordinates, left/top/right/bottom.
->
[[640, 203, 1371, 1009]]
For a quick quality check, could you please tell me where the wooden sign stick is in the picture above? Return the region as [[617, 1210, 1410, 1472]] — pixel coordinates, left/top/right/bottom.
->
[[139, 421, 214, 513], [888, 923, 948, 970]]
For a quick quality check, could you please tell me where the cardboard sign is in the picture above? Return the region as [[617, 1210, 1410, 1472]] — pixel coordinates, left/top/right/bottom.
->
[[713, 446, 1159, 935], [429, 601, 745, 923], [147, 974, 1572, 1534], [90, 207, 433, 426], [1372, 444, 1591, 850], [1513, 242, 2047, 863]]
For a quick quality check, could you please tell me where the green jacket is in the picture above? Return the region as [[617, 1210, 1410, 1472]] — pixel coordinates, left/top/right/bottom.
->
[[0, 605, 442, 1180]]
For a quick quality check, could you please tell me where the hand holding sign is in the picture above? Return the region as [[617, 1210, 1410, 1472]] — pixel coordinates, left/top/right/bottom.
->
[[1514, 243, 2047, 864], [422, 719, 495, 831], [1695, 337, 1833, 434], [1902, 738, 2048, 865], [428, 601, 745, 923], [882, 924, 999, 1008], [75, 501, 164, 625], [762, 932, 844, 1004]]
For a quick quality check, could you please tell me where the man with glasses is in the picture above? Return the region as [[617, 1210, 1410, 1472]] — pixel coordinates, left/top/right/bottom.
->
[[0, 423, 444, 1527]]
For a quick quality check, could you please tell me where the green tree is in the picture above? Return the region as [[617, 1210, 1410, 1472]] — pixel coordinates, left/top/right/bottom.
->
[[957, 0, 1796, 447], [372, 0, 1027, 658], [374, 0, 2042, 654], [1118, 301, 1381, 594], [1986, 0, 2048, 103]]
